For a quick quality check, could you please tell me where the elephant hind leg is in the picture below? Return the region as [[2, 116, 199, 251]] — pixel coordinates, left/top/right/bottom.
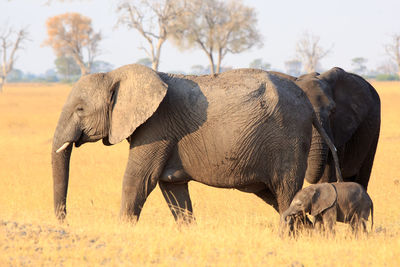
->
[[255, 186, 300, 215], [254, 188, 279, 213], [275, 181, 304, 215], [356, 132, 379, 190], [360, 219, 368, 233], [159, 181, 194, 223], [349, 213, 366, 236]]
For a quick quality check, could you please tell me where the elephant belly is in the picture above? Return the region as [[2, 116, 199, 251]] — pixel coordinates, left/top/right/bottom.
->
[[175, 121, 270, 188]]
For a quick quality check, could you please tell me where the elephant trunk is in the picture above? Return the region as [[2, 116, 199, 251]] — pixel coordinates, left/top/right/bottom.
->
[[280, 209, 291, 223], [305, 114, 330, 184], [51, 111, 80, 221], [280, 208, 296, 229], [52, 140, 72, 221]]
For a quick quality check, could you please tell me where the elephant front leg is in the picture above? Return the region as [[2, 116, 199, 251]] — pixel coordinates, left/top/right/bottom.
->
[[159, 181, 194, 223], [120, 171, 159, 222], [119, 142, 172, 222], [314, 216, 324, 232], [321, 207, 337, 235], [120, 138, 172, 222]]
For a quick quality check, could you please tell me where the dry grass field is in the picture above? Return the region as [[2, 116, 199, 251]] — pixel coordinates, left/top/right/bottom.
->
[[0, 81, 399, 266]]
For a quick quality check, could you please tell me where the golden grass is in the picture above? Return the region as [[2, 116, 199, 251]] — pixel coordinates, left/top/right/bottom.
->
[[0, 81, 399, 266]]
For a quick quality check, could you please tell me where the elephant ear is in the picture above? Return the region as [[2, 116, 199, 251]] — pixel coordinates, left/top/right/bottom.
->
[[108, 64, 168, 145], [310, 184, 337, 217], [318, 67, 371, 146]]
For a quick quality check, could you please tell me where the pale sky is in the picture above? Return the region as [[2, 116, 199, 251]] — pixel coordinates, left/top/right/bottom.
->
[[2, 0, 400, 74]]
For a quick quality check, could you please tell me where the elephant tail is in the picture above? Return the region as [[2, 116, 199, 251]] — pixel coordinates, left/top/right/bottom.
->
[[312, 114, 343, 182], [370, 200, 374, 232]]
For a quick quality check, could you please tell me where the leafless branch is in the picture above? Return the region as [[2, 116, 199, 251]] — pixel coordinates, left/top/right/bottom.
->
[[385, 34, 400, 75], [296, 32, 332, 73], [0, 26, 29, 91], [116, 0, 187, 71]]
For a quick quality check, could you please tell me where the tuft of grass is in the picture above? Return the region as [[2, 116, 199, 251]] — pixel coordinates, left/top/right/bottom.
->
[[0, 81, 399, 266]]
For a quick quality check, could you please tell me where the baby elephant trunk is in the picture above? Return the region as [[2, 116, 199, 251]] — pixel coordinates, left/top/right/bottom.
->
[[280, 208, 296, 228]]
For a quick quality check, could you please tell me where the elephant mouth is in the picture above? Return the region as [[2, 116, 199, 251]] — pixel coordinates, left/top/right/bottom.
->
[[55, 134, 104, 152], [284, 212, 302, 221], [74, 140, 83, 148], [102, 137, 112, 146], [75, 133, 105, 147], [74, 132, 84, 148]]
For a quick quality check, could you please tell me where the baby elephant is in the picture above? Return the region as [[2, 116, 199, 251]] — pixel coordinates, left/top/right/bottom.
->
[[281, 182, 373, 234]]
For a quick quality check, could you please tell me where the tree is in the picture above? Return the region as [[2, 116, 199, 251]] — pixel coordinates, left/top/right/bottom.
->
[[6, 68, 23, 82], [385, 34, 400, 78], [351, 57, 368, 76], [0, 25, 29, 91], [44, 68, 59, 82], [171, 0, 262, 74], [249, 58, 270, 71], [284, 59, 302, 76], [116, 0, 187, 71], [296, 32, 332, 73], [44, 12, 102, 76], [54, 56, 81, 81]]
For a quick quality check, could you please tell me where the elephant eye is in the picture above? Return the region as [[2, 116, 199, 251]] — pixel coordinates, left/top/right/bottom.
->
[[76, 106, 84, 114]]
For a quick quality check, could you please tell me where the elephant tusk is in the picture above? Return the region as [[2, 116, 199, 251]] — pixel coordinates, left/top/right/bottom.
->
[[56, 142, 71, 153]]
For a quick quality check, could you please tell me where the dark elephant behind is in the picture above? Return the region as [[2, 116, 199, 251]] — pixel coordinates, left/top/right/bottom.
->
[[273, 68, 380, 190], [52, 64, 342, 223]]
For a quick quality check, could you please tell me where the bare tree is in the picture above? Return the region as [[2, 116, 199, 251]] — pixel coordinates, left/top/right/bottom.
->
[[171, 0, 262, 74], [0, 25, 29, 92], [385, 34, 400, 78], [44, 12, 102, 76], [296, 32, 332, 73], [116, 0, 186, 71]]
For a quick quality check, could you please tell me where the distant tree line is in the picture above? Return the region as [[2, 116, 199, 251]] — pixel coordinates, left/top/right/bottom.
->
[[2, 0, 400, 91], [7, 59, 113, 83]]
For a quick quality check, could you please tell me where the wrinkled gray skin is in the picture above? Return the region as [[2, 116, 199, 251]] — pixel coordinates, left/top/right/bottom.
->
[[52, 64, 342, 223], [281, 182, 374, 233], [271, 68, 381, 190]]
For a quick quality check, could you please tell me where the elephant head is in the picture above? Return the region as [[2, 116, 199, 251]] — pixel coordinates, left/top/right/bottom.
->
[[51, 64, 168, 221], [299, 67, 372, 184], [295, 72, 336, 183], [281, 184, 337, 224]]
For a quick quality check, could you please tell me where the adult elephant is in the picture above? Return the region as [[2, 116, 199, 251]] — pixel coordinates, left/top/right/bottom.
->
[[52, 64, 342, 223], [273, 68, 380, 190]]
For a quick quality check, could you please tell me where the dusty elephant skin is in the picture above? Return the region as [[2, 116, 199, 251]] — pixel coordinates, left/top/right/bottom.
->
[[281, 182, 374, 234], [271, 68, 381, 190], [51, 64, 342, 223]]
